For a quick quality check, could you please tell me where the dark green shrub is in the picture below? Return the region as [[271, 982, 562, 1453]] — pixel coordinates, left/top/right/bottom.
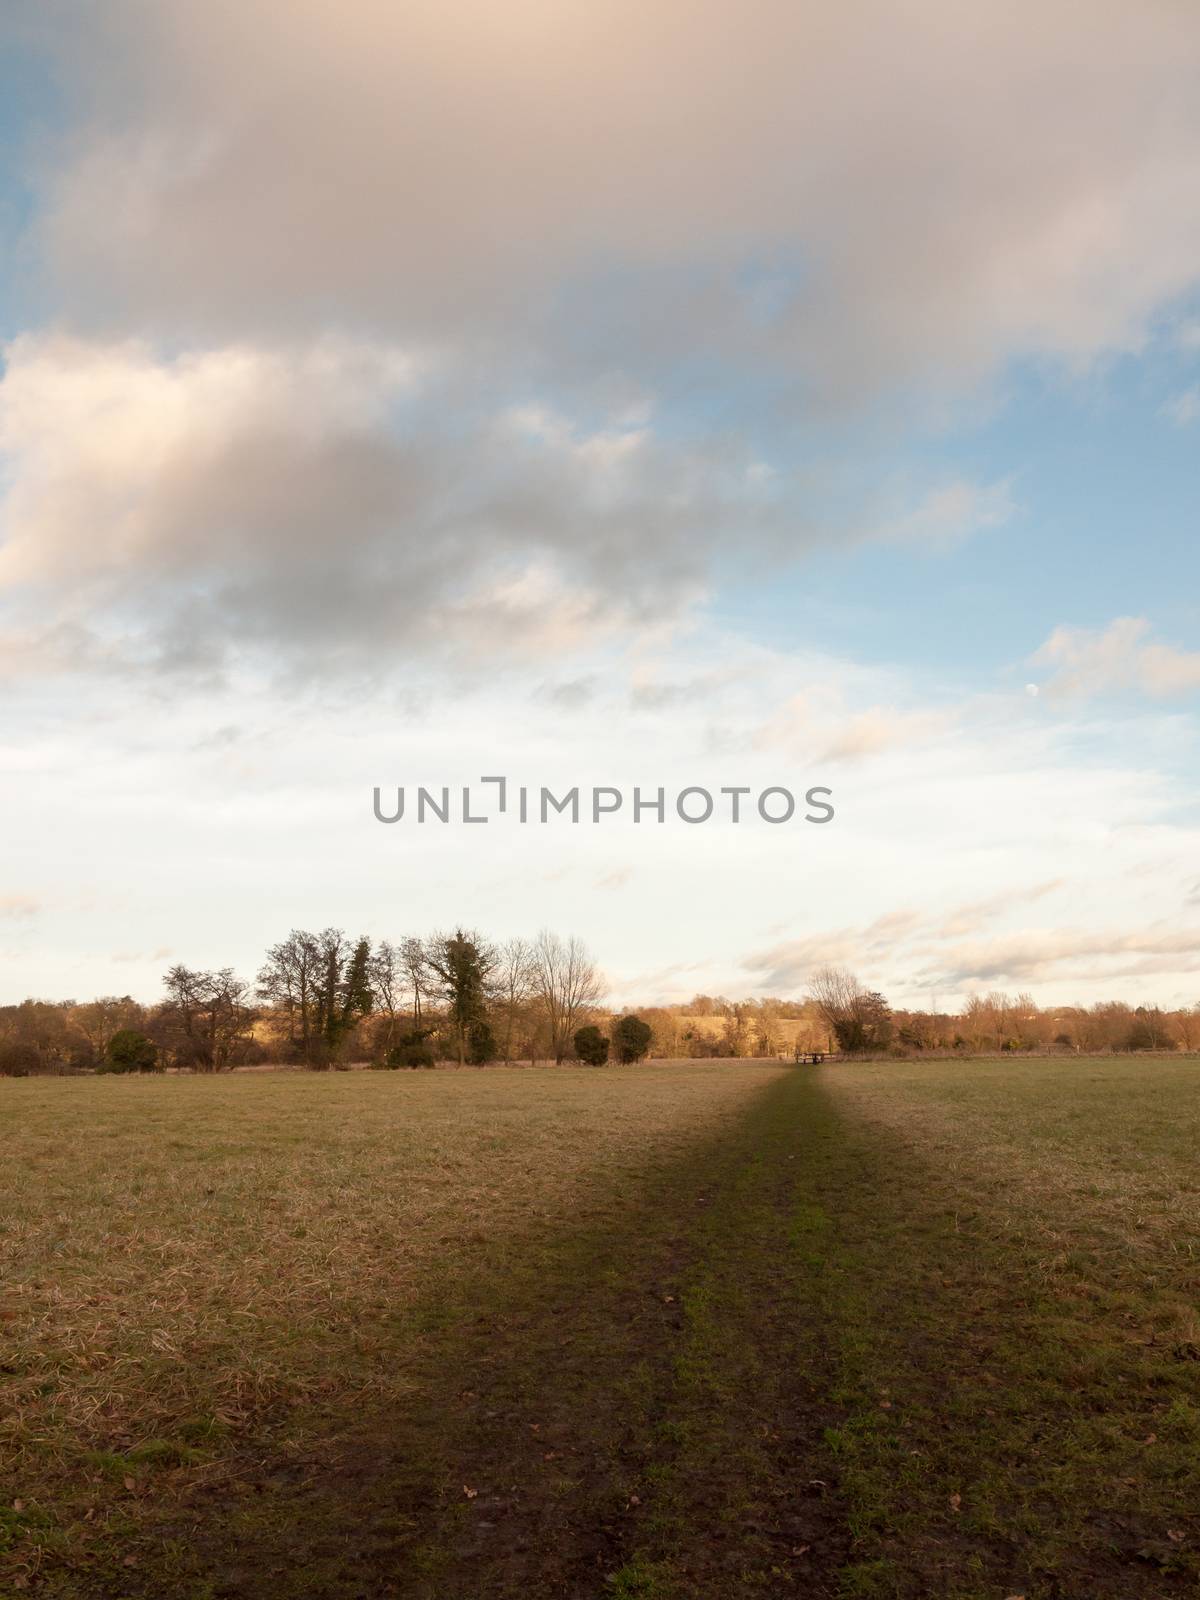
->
[[612, 1015, 653, 1063], [385, 1030, 436, 1069], [573, 1025, 609, 1066], [102, 1030, 160, 1074]]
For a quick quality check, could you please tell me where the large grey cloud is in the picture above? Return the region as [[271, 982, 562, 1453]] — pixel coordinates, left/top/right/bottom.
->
[[7, 1, 1200, 683], [0, 335, 788, 681], [26, 0, 1200, 392]]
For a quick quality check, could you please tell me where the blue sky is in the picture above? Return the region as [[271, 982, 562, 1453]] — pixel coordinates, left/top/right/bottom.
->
[[719, 341, 1200, 681], [1, 0, 1200, 1011]]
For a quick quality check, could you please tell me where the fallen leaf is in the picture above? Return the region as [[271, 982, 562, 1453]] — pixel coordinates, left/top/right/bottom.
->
[[949, 1493, 962, 1511], [1168, 1530, 1185, 1543], [12, 1499, 25, 1513], [791, 1545, 811, 1556], [463, 1485, 477, 1499], [123, 1475, 136, 1492]]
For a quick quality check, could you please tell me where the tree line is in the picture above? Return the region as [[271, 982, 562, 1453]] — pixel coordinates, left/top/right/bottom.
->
[[0, 928, 654, 1076], [805, 966, 1200, 1057], [2, 947, 1197, 1076]]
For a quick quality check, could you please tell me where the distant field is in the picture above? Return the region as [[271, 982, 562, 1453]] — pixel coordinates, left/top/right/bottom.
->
[[3, 1057, 1199, 1598]]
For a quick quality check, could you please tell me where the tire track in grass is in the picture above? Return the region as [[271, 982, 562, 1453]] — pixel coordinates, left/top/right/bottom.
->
[[611, 1069, 853, 1598]]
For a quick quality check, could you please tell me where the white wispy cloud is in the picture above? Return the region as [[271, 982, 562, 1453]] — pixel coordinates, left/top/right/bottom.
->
[[0, 894, 39, 920], [1031, 617, 1200, 701], [874, 478, 1016, 551], [923, 925, 1200, 986], [1162, 386, 1200, 426], [753, 691, 957, 766]]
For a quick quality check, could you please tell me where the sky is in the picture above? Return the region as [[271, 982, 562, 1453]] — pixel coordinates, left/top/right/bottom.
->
[[1, 0, 1199, 1013]]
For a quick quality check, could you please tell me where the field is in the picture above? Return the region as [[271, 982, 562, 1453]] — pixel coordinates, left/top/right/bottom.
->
[[3, 1057, 1200, 1599]]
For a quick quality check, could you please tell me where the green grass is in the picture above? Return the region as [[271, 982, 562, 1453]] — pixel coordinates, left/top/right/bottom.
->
[[808, 1056, 1200, 1597], [3, 1056, 1199, 1596]]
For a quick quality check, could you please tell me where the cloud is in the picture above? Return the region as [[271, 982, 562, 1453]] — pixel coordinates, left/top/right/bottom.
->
[[8, 6, 1200, 689], [1031, 617, 1200, 700], [745, 910, 925, 992], [629, 660, 755, 713], [1162, 386, 1200, 426], [874, 478, 1016, 551], [926, 925, 1200, 986], [0, 333, 792, 680], [25, 0, 1200, 400], [817, 708, 955, 765], [0, 894, 39, 919], [935, 879, 1064, 938], [755, 692, 955, 765], [746, 899, 1200, 999], [112, 946, 172, 963], [536, 677, 597, 711]]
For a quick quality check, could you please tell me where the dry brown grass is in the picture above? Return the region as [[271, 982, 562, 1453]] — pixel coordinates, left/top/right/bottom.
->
[[6, 1057, 1200, 1597], [825, 1054, 1200, 1263], [1, 1062, 780, 1582]]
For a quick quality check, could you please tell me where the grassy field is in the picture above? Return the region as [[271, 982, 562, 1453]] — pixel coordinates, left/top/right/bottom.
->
[[2, 1057, 1199, 1598]]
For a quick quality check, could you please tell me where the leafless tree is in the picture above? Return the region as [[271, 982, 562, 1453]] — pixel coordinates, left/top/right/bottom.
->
[[807, 966, 861, 1051], [806, 966, 892, 1054], [161, 965, 255, 1070], [1173, 1004, 1200, 1051], [533, 930, 605, 1063], [70, 996, 144, 1062], [257, 931, 322, 1063], [400, 936, 428, 1025], [368, 939, 403, 1057], [495, 936, 537, 1063]]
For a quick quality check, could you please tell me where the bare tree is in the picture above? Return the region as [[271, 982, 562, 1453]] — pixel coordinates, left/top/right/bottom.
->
[[205, 969, 257, 1070], [160, 965, 255, 1071], [533, 931, 605, 1063], [257, 930, 322, 1064], [806, 966, 891, 1054], [70, 995, 144, 1063], [1173, 1004, 1200, 1052], [494, 936, 537, 1063], [369, 939, 403, 1057], [400, 936, 428, 1026], [807, 966, 860, 1052]]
